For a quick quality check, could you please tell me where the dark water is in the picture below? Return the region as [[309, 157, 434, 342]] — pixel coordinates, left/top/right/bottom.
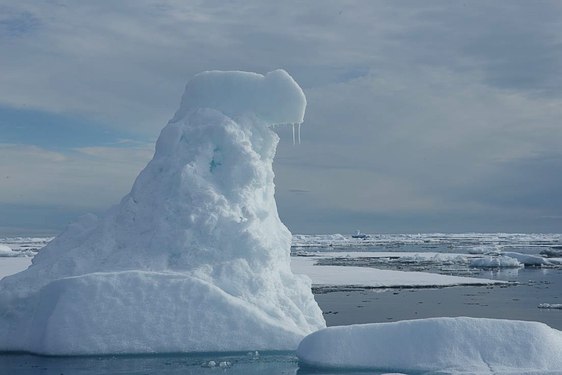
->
[[0, 352, 299, 375], [0, 352, 410, 375], [317, 268, 562, 330]]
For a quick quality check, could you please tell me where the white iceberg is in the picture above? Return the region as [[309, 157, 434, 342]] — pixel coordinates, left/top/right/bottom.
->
[[297, 317, 562, 374], [0, 69, 325, 355]]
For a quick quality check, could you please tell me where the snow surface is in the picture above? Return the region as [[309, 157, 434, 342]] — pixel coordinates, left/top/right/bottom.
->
[[291, 257, 506, 289], [0, 258, 31, 279], [0, 69, 325, 355], [297, 317, 562, 374]]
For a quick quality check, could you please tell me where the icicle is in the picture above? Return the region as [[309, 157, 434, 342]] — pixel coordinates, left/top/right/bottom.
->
[[292, 123, 296, 145], [297, 122, 301, 144]]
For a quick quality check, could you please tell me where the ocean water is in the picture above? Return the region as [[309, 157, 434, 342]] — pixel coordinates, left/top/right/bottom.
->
[[1, 234, 561, 374], [306, 237, 562, 330], [316, 268, 562, 329], [0, 352, 461, 375]]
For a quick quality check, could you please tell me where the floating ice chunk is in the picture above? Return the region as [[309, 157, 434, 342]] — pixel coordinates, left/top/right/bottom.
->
[[297, 317, 562, 374], [502, 251, 552, 266], [469, 255, 522, 269], [202, 360, 217, 368]]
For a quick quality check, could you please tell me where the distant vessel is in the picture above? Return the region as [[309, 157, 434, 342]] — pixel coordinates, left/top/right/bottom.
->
[[351, 230, 369, 239]]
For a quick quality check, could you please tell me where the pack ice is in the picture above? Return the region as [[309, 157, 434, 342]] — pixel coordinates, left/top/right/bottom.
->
[[0, 70, 325, 355]]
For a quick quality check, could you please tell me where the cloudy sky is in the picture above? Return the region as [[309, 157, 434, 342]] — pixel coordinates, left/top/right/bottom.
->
[[1, 0, 562, 235]]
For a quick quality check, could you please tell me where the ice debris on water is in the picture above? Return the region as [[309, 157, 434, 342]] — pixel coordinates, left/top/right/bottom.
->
[[201, 360, 217, 368], [538, 303, 562, 309], [202, 360, 232, 369]]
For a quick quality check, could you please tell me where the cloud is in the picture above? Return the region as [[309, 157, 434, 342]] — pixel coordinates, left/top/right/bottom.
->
[[2, 1, 562, 232], [3, 1, 562, 133], [0, 143, 154, 208], [274, 63, 562, 231]]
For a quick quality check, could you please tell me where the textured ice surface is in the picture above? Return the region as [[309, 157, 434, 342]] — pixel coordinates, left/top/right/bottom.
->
[[291, 256, 506, 290], [297, 317, 562, 374], [0, 70, 325, 355]]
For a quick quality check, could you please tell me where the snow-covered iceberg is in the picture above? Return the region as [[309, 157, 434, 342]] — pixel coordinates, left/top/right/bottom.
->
[[0, 69, 325, 355], [297, 317, 562, 374]]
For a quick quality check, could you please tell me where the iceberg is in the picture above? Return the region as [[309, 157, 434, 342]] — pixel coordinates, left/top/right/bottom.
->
[[297, 317, 562, 374], [0, 69, 325, 355]]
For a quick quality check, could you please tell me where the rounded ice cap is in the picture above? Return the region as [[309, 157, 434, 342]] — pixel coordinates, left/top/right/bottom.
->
[[171, 69, 306, 125]]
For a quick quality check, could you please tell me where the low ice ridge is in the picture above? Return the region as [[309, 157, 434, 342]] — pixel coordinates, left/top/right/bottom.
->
[[297, 317, 562, 374]]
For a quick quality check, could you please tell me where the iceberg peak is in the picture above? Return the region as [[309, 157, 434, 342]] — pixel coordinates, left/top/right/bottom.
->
[[171, 69, 306, 125]]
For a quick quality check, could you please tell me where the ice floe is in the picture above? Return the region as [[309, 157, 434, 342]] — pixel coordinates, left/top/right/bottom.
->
[[297, 317, 562, 374], [291, 256, 507, 290]]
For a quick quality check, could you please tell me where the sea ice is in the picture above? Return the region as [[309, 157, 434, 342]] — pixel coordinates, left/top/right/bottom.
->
[[291, 256, 506, 289], [297, 317, 562, 374], [0, 70, 325, 355]]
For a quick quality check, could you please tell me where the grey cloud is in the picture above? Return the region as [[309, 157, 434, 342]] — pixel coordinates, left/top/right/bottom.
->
[[2, 1, 562, 233], [0, 9, 40, 38]]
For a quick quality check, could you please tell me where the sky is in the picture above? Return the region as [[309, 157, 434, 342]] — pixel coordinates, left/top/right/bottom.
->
[[1, 0, 562, 235]]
